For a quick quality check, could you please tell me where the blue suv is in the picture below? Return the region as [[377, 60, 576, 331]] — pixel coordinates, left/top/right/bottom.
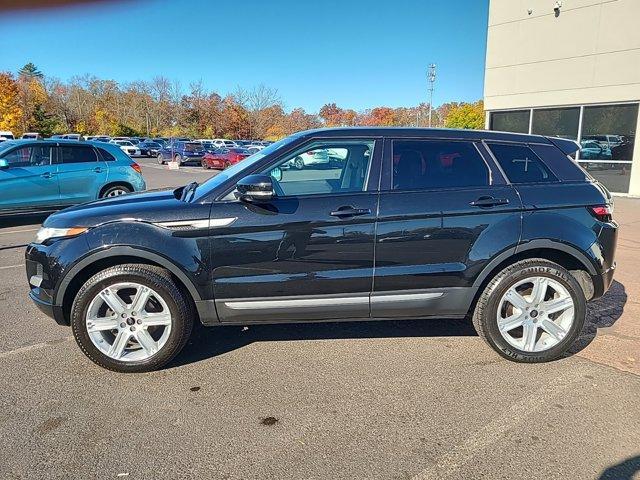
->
[[0, 139, 146, 216], [156, 141, 205, 165]]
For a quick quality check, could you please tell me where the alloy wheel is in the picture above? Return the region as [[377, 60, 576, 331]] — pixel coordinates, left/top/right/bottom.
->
[[85, 282, 172, 362], [496, 276, 575, 353]]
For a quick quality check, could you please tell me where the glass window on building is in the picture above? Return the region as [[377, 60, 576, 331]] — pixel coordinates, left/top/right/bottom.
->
[[489, 110, 530, 133], [579, 103, 638, 194], [532, 107, 580, 139]]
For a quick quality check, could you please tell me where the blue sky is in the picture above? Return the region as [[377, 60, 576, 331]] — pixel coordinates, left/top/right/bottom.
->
[[0, 0, 489, 112]]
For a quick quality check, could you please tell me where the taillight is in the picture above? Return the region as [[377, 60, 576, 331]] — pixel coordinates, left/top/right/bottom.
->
[[589, 205, 613, 222], [130, 162, 142, 174]]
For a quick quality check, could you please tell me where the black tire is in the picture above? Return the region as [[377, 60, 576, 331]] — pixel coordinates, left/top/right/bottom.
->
[[101, 184, 131, 198], [157, 154, 165, 165], [175, 154, 182, 165], [201, 159, 209, 169], [294, 156, 304, 170], [224, 161, 231, 169], [472, 258, 586, 363], [70, 264, 194, 373]]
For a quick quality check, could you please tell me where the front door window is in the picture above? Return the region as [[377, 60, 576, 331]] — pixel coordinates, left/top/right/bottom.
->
[[263, 140, 374, 197]]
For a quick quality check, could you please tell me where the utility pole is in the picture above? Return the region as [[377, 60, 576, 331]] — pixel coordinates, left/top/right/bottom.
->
[[427, 64, 437, 127]]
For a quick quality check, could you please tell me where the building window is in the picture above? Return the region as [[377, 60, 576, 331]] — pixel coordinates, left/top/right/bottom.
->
[[580, 104, 638, 162], [489, 110, 530, 133], [532, 107, 580, 139]]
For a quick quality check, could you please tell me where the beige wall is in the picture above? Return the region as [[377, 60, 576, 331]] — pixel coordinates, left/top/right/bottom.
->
[[485, 0, 640, 110], [484, 0, 640, 195]]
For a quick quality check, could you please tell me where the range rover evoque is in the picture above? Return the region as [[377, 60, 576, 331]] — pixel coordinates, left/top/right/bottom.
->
[[26, 128, 617, 373]]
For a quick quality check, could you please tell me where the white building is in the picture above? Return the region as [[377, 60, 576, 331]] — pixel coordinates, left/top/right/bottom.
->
[[484, 0, 640, 195]]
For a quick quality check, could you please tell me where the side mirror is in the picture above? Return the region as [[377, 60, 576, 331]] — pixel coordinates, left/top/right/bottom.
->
[[0, 159, 8, 169], [236, 174, 274, 202]]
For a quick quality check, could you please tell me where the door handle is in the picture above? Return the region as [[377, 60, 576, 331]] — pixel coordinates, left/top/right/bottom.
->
[[94, 167, 103, 173], [469, 196, 509, 208], [41, 172, 55, 179], [330, 206, 371, 218]]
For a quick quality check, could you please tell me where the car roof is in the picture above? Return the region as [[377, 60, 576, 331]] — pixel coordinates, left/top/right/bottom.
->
[[293, 126, 555, 145]]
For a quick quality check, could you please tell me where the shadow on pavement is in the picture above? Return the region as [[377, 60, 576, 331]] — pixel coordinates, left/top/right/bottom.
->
[[172, 280, 628, 368], [0, 213, 50, 228], [598, 455, 640, 480], [568, 280, 627, 355], [171, 317, 477, 368]]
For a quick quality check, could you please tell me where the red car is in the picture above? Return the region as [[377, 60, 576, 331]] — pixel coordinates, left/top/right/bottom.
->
[[202, 148, 251, 169]]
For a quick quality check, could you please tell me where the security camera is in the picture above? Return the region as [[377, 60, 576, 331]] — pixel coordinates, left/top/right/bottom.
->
[[554, 1, 562, 14]]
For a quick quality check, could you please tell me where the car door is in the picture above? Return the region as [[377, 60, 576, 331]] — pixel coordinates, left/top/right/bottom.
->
[[372, 137, 522, 318], [56, 144, 108, 204], [0, 143, 59, 212], [208, 137, 382, 323]]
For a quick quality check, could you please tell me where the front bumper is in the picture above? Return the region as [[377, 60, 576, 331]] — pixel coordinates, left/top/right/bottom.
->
[[29, 289, 66, 325]]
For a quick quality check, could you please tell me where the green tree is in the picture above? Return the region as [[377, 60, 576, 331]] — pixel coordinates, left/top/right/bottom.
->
[[444, 100, 485, 130], [18, 62, 43, 79]]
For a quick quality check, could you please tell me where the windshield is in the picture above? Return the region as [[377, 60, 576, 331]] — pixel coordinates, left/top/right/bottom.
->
[[193, 134, 297, 200]]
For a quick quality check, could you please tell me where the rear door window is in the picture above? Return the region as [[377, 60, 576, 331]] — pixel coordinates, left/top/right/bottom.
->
[[59, 145, 99, 164], [392, 140, 489, 191], [487, 143, 558, 184]]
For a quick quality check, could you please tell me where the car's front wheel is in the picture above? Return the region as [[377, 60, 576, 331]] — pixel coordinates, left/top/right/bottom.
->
[[157, 154, 165, 165], [472, 258, 585, 363], [294, 156, 304, 170], [71, 264, 194, 373]]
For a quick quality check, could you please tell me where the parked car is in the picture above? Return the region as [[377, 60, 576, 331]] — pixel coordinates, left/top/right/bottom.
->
[[579, 140, 612, 161], [62, 133, 83, 140], [285, 148, 330, 169], [25, 128, 617, 373], [0, 139, 145, 215], [112, 140, 141, 157], [0, 131, 15, 140], [157, 141, 206, 165], [201, 147, 251, 169], [21, 132, 43, 140], [210, 138, 238, 148], [137, 141, 162, 157]]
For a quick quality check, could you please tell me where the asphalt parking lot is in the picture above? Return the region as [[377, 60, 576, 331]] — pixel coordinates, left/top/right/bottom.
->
[[0, 158, 639, 479]]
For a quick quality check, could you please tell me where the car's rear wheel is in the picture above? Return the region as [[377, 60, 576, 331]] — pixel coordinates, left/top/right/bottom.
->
[[157, 154, 165, 165], [294, 156, 304, 170], [71, 264, 194, 373], [101, 185, 131, 198], [224, 161, 231, 169], [201, 159, 209, 169], [472, 258, 585, 363]]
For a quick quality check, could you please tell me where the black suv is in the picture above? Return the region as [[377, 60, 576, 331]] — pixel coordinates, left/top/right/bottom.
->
[[26, 128, 617, 372]]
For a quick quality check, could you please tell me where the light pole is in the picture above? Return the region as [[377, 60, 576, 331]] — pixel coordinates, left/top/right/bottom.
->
[[427, 64, 436, 127]]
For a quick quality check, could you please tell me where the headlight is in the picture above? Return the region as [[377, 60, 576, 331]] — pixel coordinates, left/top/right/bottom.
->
[[35, 227, 88, 244]]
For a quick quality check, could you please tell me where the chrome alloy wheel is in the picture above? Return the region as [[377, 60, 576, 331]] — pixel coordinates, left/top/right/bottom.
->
[[497, 276, 575, 353], [85, 282, 172, 362], [106, 188, 128, 197]]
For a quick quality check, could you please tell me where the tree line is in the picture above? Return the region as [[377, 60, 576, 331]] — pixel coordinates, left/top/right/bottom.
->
[[0, 63, 485, 140]]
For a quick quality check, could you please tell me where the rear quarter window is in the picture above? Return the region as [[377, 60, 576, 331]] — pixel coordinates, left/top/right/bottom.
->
[[487, 143, 558, 184], [97, 147, 117, 162], [528, 144, 589, 182]]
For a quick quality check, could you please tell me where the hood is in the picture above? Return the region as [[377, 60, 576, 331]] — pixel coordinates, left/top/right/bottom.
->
[[44, 188, 206, 228]]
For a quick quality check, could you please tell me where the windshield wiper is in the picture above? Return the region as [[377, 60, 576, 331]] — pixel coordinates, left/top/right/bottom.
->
[[180, 181, 199, 202]]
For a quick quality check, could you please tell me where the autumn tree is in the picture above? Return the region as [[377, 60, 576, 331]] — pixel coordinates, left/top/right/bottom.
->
[[0, 73, 23, 134], [443, 101, 485, 130]]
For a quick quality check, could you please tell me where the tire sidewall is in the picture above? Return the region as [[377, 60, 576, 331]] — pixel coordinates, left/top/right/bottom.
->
[[71, 270, 187, 372], [482, 263, 586, 362]]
